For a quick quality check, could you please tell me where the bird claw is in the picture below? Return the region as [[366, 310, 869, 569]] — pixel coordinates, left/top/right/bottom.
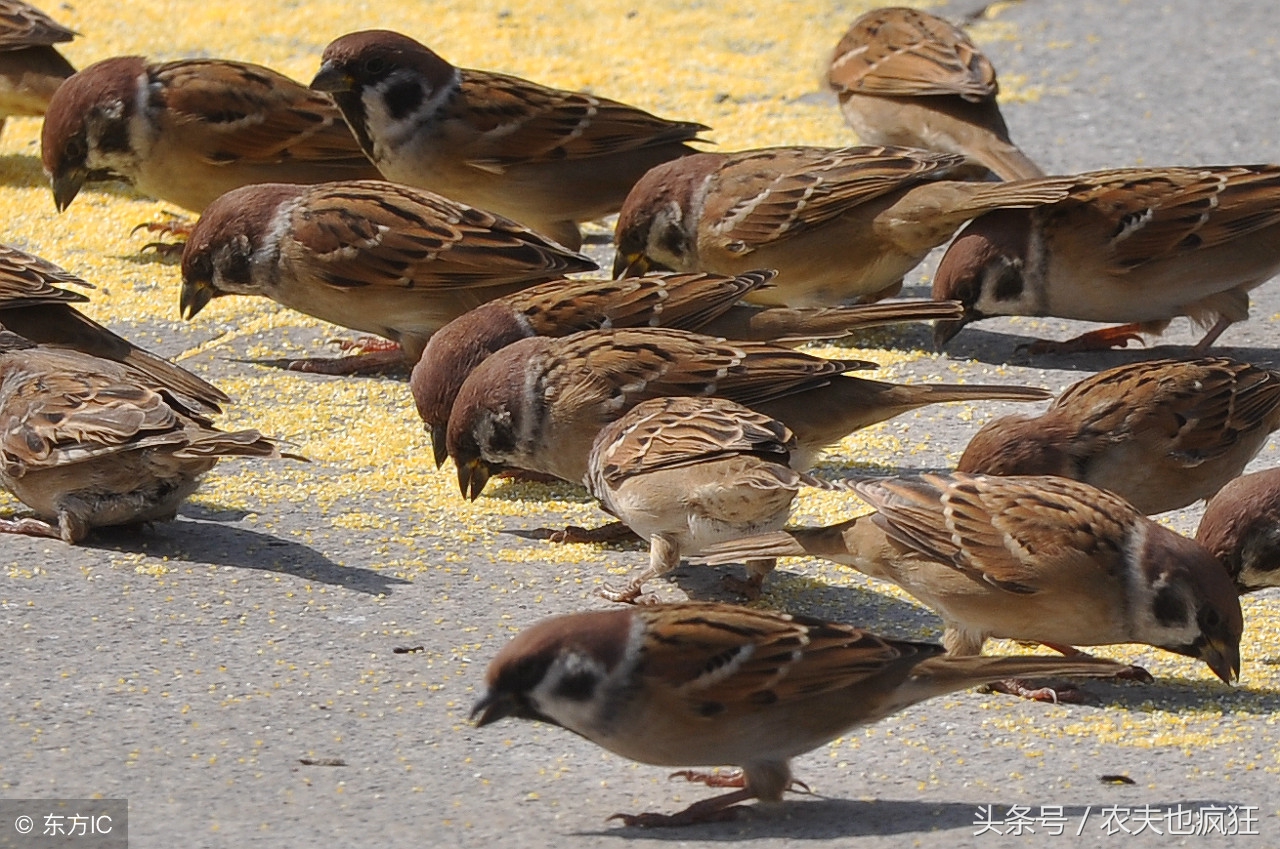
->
[[527, 521, 637, 544], [138, 240, 186, 262], [284, 348, 406, 375], [668, 770, 745, 788], [328, 335, 401, 354], [1016, 324, 1148, 355], [598, 582, 656, 605], [983, 678, 1094, 704]]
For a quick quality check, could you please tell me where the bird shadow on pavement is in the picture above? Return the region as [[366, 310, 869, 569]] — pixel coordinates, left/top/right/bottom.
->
[[231, 354, 412, 379], [577, 796, 1055, 840], [84, 515, 409, 596], [582, 796, 1255, 841], [1092, 676, 1280, 714], [0, 152, 58, 190], [939, 327, 1280, 373]]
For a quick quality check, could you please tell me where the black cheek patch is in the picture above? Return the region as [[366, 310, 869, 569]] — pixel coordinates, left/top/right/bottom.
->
[[384, 81, 425, 121], [697, 701, 725, 718], [97, 120, 131, 155], [658, 223, 687, 258], [554, 671, 598, 702], [223, 250, 253, 287], [1152, 585, 1189, 627], [992, 262, 1024, 302]]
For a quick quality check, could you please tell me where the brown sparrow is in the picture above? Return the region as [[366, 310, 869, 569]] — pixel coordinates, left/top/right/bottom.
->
[[698, 472, 1242, 689], [179, 180, 597, 372], [0, 242, 227, 411], [612, 145, 1074, 306], [959, 358, 1280, 515], [826, 7, 1044, 180], [410, 267, 963, 466], [445, 326, 1051, 498], [585, 396, 833, 602], [472, 601, 1127, 826], [933, 164, 1280, 352], [0, 0, 76, 139], [41, 55, 380, 214], [311, 30, 707, 250], [0, 330, 293, 544], [1196, 467, 1280, 594]]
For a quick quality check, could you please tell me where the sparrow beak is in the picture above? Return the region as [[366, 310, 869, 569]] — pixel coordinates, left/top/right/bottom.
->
[[180, 277, 215, 320], [310, 63, 354, 94], [1201, 637, 1241, 685], [932, 314, 971, 350], [457, 456, 494, 501], [50, 168, 86, 213], [470, 689, 515, 727], [431, 423, 449, 469], [612, 251, 651, 279]]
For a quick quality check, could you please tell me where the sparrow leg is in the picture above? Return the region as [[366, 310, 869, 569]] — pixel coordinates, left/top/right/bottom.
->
[[669, 769, 746, 788], [608, 788, 756, 828], [0, 516, 63, 541], [285, 347, 407, 375], [330, 335, 402, 354], [669, 770, 811, 794], [134, 216, 196, 261], [600, 534, 677, 604], [1020, 324, 1146, 355], [525, 521, 639, 544], [984, 679, 1090, 704], [721, 558, 777, 600], [1191, 316, 1234, 353]]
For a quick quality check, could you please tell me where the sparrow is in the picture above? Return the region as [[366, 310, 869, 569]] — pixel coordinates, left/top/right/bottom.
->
[[1195, 467, 1280, 594], [0, 242, 227, 411], [932, 164, 1280, 352], [311, 29, 707, 250], [0, 0, 76, 139], [0, 330, 294, 544], [41, 55, 380, 215], [826, 7, 1044, 180], [472, 601, 1127, 826], [410, 267, 964, 466], [612, 145, 1074, 307], [179, 180, 598, 372], [585, 396, 832, 602], [697, 472, 1243, 692], [445, 326, 1052, 499], [958, 358, 1280, 515]]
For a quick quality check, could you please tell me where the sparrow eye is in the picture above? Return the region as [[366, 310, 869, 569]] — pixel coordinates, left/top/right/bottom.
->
[[362, 57, 388, 76], [63, 136, 87, 162]]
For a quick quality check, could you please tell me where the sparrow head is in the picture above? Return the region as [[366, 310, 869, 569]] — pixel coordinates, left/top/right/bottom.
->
[[313, 30, 457, 157], [411, 303, 535, 468], [613, 153, 722, 278], [446, 338, 549, 498], [1196, 468, 1280, 594], [956, 414, 1078, 478], [471, 607, 633, 729], [931, 208, 1032, 349], [41, 56, 147, 212], [1136, 523, 1243, 685], [180, 183, 302, 319]]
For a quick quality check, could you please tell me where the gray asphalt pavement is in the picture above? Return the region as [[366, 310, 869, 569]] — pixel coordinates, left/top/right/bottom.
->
[[5, 1, 1280, 847]]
